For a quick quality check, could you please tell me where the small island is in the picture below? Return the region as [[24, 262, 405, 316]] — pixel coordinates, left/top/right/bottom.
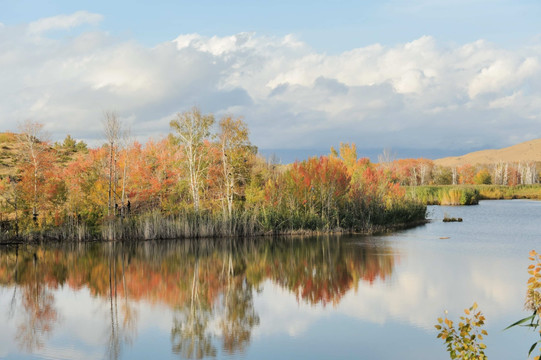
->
[[0, 109, 428, 243]]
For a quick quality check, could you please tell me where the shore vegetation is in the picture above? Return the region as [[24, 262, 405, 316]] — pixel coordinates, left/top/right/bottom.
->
[[0, 110, 426, 242]]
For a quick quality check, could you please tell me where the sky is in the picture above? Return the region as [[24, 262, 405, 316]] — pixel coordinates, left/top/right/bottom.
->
[[1, 0, 541, 161]]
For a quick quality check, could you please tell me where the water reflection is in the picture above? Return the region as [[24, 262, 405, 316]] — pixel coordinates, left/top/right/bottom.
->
[[2, 248, 60, 352], [0, 236, 395, 359]]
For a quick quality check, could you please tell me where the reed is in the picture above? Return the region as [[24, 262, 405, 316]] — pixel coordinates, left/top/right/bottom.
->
[[476, 184, 541, 200], [408, 186, 480, 205], [1, 200, 427, 243]]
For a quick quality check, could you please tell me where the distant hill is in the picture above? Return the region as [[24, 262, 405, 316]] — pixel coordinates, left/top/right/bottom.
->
[[434, 139, 541, 167], [0, 132, 22, 177]]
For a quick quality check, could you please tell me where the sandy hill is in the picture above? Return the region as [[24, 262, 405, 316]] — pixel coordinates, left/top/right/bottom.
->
[[434, 138, 541, 167], [0, 132, 22, 177], [0, 132, 85, 178]]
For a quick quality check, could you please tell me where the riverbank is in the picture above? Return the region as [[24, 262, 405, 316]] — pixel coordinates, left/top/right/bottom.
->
[[0, 203, 427, 244], [408, 184, 541, 205]]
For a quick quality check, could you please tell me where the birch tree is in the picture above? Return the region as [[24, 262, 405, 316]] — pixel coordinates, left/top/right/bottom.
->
[[217, 116, 251, 217], [119, 127, 133, 217], [103, 111, 122, 216], [170, 107, 214, 212], [17, 120, 50, 223]]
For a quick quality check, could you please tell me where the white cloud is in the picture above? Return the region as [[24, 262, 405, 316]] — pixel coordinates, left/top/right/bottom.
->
[[2, 13, 541, 152], [28, 11, 103, 35]]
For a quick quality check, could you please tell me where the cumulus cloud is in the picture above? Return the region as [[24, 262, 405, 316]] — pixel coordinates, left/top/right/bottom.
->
[[2, 12, 541, 154]]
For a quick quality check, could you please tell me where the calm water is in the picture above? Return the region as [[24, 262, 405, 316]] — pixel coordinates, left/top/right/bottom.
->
[[0, 200, 539, 360]]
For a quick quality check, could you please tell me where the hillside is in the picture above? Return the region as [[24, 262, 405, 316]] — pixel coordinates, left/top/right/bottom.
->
[[0, 132, 21, 177], [0, 132, 87, 178], [434, 138, 541, 167]]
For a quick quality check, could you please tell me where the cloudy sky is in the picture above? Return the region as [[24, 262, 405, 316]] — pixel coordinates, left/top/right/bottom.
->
[[2, 0, 541, 160]]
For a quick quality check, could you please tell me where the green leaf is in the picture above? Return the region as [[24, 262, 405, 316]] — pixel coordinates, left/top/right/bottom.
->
[[504, 314, 535, 330], [528, 340, 540, 356]]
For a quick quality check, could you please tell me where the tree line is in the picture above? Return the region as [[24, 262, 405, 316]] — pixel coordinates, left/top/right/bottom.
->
[[0, 108, 426, 241], [380, 157, 539, 186]]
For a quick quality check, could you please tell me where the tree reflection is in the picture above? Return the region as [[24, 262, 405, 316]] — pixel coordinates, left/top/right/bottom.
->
[[0, 235, 397, 359], [220, 277, 259, 354], [171, 260, 216, 359], [12, 250, 59, 352], [105, 243, 138, 360]]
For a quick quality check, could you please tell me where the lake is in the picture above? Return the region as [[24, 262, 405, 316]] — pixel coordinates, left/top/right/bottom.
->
[[0, 200, 539, 359]]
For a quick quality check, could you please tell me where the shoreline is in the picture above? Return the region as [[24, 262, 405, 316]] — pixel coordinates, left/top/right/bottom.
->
[[0, 218, 430, 246]]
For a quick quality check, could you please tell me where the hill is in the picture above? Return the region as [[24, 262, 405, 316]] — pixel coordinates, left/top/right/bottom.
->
[[0, 132, 88, 178], [0, 132, 22, 177], [434, 138, 541, 167]]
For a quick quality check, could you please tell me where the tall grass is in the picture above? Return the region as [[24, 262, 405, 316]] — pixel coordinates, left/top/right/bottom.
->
[[101, 210, 261, 241], [409, 184, 541, 205], [1, 201, 427, 243], [476, 184, 541, 200], [408, 186, 480, 205]]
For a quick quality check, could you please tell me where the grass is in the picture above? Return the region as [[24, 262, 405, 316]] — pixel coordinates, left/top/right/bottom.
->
[[475, 184, 541, 200], [408, 184, 541, 205], [0, 201, 427, 243], [408, 186, 480, 205]]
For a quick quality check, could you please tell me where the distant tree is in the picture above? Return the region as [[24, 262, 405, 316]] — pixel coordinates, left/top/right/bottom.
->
[[75, 140, 88, 152], [433, 166, 453, 185], [62, 134, 77, 150], [378, 147, 396, 164], [473, 169, 492, 185], [339, 143, 358, 176], [170, 107, 214, 212], [458, 164, 476, 184]]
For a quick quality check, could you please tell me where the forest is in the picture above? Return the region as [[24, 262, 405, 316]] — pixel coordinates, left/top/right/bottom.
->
[[0, 108, 427, 241]]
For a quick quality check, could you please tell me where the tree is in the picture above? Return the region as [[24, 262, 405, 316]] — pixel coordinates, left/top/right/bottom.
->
[[473, 169, 492, 185], [103, 111, 123, 216], [434, 166, 453, 185], [119, 127, 133, 216], [457, 164, 476, 184], [170, 107, 215, 212], [0, 176, 21, 235], [17, 120, 51, 224], [217, 116, 251, 217]]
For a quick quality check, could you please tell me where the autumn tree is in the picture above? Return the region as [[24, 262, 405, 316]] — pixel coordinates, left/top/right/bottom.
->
[[170, 107, 215, 212], [339, 142, 358, 176], [0, 176, 21, 235], [62, 148, 109, 224], [129, 138, 182, 212], [457, 164, 476, 185], [473, 169, 492, 185], [217, 116, 252, 217], [17, 120, 52, 224]]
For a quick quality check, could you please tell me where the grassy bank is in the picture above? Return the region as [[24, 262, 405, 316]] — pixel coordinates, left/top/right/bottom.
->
[[408, 186, 480, 205], [408, 184, 541, 205], [475, 184, 541, 200], [0, 201, 427, 243]]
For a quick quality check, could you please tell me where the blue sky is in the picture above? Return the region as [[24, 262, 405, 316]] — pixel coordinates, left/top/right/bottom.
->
[[1, 0, 541, 159], [4, 0, 540, 51]]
